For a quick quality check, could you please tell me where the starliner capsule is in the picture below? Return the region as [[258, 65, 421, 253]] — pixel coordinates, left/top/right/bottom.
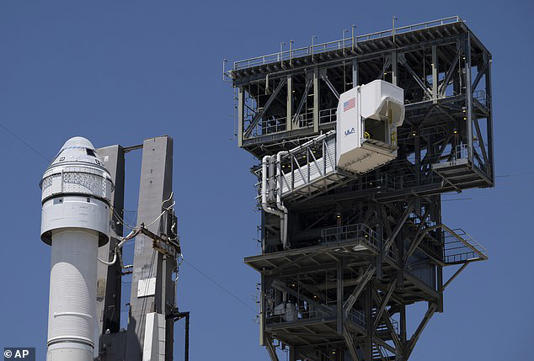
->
[[40, 137, 113, 361]]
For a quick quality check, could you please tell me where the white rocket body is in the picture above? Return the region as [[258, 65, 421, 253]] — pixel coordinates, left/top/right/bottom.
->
[[40, 137, 113, 361]]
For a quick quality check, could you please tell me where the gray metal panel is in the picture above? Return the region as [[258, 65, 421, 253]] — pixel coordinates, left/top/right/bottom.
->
[[96, 145, 125, 349], [125, 136, 175, 361]]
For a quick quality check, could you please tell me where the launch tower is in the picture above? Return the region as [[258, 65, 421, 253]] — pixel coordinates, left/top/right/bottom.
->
[[227, 16, 493, 361]]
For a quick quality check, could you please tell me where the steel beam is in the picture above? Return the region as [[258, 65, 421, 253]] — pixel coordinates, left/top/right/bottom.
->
[[287, 75, 293, 131], [313, 67, 320, 133], [238, 87, 244, 147], [406, 304, 437, 359], [465, 34, 474, 161], [244, 78, 287, 138], [343, 265, 375, 314]]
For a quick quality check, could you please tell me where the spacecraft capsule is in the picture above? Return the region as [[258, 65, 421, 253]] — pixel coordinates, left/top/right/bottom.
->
[[40, 137, 113, 361]]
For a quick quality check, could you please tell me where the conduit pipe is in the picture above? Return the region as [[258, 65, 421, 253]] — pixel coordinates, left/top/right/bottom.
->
[[261, 156, 287, 249], [276, 151, 289, 248]]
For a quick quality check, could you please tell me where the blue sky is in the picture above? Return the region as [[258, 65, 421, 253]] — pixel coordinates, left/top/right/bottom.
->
[[0, 1, 532, 360]]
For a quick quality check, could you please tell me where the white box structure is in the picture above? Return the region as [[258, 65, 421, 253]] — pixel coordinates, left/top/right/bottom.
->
[[336, 80, 405, 174]]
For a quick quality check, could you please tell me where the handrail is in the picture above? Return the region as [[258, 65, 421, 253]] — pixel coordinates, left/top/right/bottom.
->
[[232, 16, 463, 71]]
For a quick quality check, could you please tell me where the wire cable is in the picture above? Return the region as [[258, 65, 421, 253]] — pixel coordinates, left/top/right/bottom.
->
[[0, 121, 50, 161], [181, 257, 257, 314]]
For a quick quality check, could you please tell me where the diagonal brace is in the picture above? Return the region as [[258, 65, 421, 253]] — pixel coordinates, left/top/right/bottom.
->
[[244, 78, 287, 138], [384, 201, 415, 254], [343, 265, 375, 314], [293, 77, 313, 123], [399, 54, 432, 98], [406, 303, 437, 359], [373, 280, 397, 330], [320, 71, 340, 100], [343, 325, 361, 361]]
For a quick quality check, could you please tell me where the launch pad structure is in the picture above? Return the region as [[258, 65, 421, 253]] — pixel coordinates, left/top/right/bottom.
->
[[227, 16, 493, 361], [96, 136, 186, 361], [96, 136, 188, 361]]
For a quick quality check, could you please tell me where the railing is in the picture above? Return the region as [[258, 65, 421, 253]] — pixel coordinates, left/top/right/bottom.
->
[[321, 223, 380, 253], [443, 227, 488, 264], [435, 144, 468, 165], [232, 16, 463, 71], [278, 131, 337, 196], [266, 305, 366, 328]]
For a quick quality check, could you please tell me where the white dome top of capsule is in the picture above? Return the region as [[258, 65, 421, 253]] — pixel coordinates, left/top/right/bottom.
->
[[49, 136, 104, 168]]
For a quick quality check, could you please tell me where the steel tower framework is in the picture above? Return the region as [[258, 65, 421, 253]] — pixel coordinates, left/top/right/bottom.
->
[[227, 17, 493, 361]]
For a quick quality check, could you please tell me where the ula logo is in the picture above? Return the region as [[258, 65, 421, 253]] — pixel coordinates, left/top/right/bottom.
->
[[344, 128, 355, 136], [4, 348, 35, 360]]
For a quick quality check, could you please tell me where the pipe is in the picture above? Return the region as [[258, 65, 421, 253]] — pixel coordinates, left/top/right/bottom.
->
[[261, 156, 284, 218], [276, 151, 289, 248], [261, 156, 286, 250]]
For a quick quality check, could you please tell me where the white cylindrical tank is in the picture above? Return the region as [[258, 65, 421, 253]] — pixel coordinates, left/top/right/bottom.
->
[[40, 137, 113, 361]]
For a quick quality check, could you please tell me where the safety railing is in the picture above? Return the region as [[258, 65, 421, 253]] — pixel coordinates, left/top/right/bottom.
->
[[443, 227, 488, 264], [232, 16, 463, 71], [278, 131, 337, 196], [266, 305, 366, 329], [266, 304, 334, 324], [321, 223, 380, 253]]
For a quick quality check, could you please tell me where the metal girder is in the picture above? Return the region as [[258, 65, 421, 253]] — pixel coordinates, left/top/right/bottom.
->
[[244, 78, 287, 138], [372, 336, 396, 355], [343, 265, 375, 314], [404, 224, 442, 263], [399, 54, 432, 98], [384, 202, 414, 254], [442, 262, 469, 290], [438, 48, 460, 97], [406, 304, 437, 359], [320, 70, 340, 100], [471, 61, 488, 93], [382, 308, 402, 353], [473, 118, 489, 166], [373, 280, 397, 330], [343, 325, 361, 361], [292, 76, 313, 124]]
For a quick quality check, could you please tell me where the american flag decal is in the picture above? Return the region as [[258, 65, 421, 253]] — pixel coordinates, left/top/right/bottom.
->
[[343, 98, 355, 112]]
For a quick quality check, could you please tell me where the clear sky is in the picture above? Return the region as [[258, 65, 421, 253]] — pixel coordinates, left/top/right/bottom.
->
[[0, 1, 532, 360]]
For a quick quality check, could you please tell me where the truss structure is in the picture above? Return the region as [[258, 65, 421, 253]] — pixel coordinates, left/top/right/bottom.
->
[[229, 16, 493, 361]]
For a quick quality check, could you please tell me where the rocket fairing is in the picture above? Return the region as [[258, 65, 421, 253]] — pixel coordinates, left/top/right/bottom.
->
[[40, 137, 113, 361]]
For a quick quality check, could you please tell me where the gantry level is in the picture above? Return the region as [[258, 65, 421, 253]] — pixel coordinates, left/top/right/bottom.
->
[[230, 16, 494, 202], [230, 16, 493, 361]]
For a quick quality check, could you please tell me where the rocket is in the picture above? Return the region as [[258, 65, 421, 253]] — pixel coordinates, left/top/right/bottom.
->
[[40, 137, 113, 361]]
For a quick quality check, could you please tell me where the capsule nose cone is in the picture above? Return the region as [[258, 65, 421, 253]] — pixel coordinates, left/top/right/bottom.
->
[[60, 136, 95, 152], [48, 136, 103, 169]]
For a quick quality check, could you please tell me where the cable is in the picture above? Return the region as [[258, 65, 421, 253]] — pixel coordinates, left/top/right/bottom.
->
[[0, 121, 50, 161], [181, 257, 257, 314]]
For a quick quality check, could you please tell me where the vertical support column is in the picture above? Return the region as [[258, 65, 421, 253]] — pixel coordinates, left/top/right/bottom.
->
[[485, 52, 494, 181], [364, 286, 372, 361], [96, 145, 125, 345], [259, 275, 266, 346], [400, 305, 407, 359], [287, 75, 293, 132], [352, 58, 358, 88], [125, 136, 174, 361], [313, 67, 320, 133], [431, 45, 438, 103], [391, 51, 398, 86], [336, 260, 344, 334], [465, 34, 474, 161], [238, 87, 244, 147], [415, 133, 421, 186]]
